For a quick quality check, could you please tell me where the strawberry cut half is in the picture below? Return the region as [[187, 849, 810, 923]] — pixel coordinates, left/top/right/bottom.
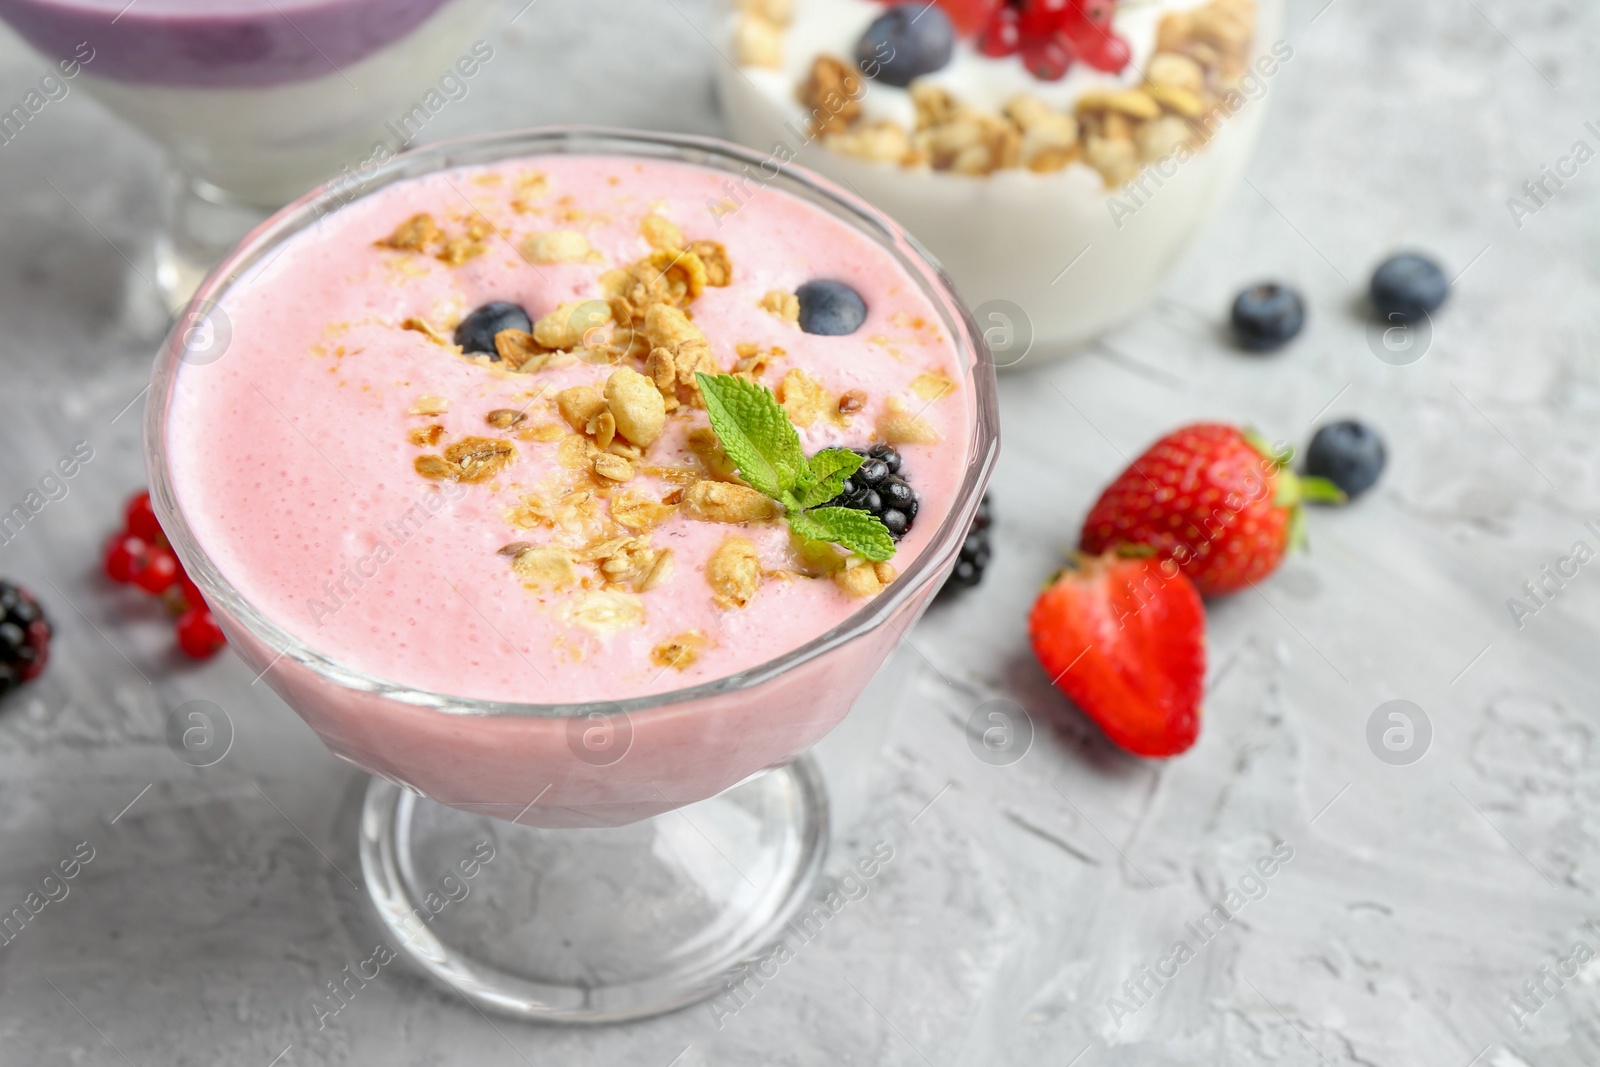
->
[[1028, 553, 1205, 758]]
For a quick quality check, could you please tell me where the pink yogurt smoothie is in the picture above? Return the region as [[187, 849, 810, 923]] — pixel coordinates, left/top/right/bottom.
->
[[163, 151, 980, 824]]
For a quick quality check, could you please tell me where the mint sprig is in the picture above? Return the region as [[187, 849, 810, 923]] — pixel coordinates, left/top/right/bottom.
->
[[696, 372, 895, 562]]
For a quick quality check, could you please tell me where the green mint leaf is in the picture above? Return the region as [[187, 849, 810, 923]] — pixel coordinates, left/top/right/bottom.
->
[[788, 506, 895, 563], [788, 448, 863, 510], [695, 373, 805, 498]]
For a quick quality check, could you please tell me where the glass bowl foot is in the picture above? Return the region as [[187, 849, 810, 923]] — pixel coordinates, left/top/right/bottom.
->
[[358, 758, 828, 1023]]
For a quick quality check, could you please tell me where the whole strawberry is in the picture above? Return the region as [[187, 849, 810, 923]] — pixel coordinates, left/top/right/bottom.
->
[[1079, 423, 1340, 597], [1029, 553, 1205, 757]]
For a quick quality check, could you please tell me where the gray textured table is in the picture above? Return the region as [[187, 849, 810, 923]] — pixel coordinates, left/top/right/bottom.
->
[[2, 0, 1597, 1063]]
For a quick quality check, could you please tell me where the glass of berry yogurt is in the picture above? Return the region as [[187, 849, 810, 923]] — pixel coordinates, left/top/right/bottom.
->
[[718, 0, 1287, 364], [0, 0, 500, 309], [145, 126, 998, 1021]]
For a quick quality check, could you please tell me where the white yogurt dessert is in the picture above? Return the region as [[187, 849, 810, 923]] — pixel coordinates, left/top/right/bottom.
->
[[718, 0, 1287, 363]]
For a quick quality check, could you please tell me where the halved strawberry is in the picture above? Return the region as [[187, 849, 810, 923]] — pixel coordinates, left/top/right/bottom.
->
[[1028, 554, 1205, 757], [1079, 424, 1342, 597]]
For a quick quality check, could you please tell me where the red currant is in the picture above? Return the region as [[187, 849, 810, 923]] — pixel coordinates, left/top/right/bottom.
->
[[1076, 0, 1116, 30], [978, 4, 1021, 56], [175, 607, 226, 659], [125, 491, 163, 544], [104, 533, 148, 584], [1080, 32, 1131, 72], [934, 0, 1005, 37], [134, 548, 180, 595], [1021, 33, 1074, 80], [1018, 0, 1072, 40]]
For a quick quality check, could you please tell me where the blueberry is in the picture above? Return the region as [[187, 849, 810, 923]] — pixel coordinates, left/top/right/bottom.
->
[[1370, 253, 1448, 324], [454, 301, 532, 356], [1230, 282, 1305, 352], [1305, 420, 1386, 499], [881, 509, 909, 538], [796, 280, 868, 336], [855, 4, 955, 88]]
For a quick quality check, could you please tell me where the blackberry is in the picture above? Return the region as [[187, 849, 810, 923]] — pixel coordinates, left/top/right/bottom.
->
[[943, 495, 993, 593], [826, 444, 918, 540], [0, 581, 50, 696]]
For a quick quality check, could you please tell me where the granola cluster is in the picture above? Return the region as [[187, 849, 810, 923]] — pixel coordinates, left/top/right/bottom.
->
[[765, 0, 1255, 187], [376, 192, 956, 647]]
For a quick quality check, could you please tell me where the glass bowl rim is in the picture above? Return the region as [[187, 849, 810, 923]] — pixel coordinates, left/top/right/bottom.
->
[[145, 124, 1000, 719]]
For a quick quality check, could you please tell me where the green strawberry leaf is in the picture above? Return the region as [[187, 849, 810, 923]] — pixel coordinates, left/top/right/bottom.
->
[[788, 506, 896, 563], [696, 373, 805, 498], [787, 448, 862, 510], [1298, 475, 1348, 505]]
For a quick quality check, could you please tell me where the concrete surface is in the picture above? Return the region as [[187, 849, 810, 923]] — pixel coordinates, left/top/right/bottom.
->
[[0, 0, 1596, 1063]]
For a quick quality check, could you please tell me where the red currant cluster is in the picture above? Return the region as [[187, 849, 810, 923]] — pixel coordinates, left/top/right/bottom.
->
[[103, 491, 226, 659], [935, 0, 1131, 80]]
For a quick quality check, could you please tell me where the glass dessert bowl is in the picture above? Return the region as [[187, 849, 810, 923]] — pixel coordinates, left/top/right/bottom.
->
[[0, 0, 499, 309], [718, 0, 1287, 364], [145, 127, 998, 1021]]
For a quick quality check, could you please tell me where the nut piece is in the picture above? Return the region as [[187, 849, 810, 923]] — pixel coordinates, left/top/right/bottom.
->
[[592, 453, 634, 482], [1077, 89, 1163, 121], [414, 454, 455, 480], [486, 408, 527, 429], [441, 436, 517, 483], [523, 229, 592, 263], [1136, 115, 1193, 163], [735, 0, 791, 24], [408, 395, 450, 416], [682, 480, 780, 524], [534, 299, 613, 351], [834, 560, 898, 598], [798, 56, 863, 136], [776, 368, 832, 429], [827, 120, 912, 164], [378, 213, 441, 251], [1147, 51, 1205, 92], [685, 428, 741, 482], [651, 630, 708, 671], [493, 328, 551, 370], [837, 389, 867, 415], [408, 424, 445, 446], [511, 546, 577, 589], [910, 370, 956, 403], [761, 290, 800, 324], [401, 318, 454, 347], [736, 13, 782, 68], [686, 241, 732, 287], [556, 386, 608, 431], [640, 214, 684, 251], [643, 303, 707, 352], [604, 367, 667, 447], [877, 396, 942, 445], [562, 590, 646, 636], [610, 490, 678, 531], [707, 536, 762, 609]]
